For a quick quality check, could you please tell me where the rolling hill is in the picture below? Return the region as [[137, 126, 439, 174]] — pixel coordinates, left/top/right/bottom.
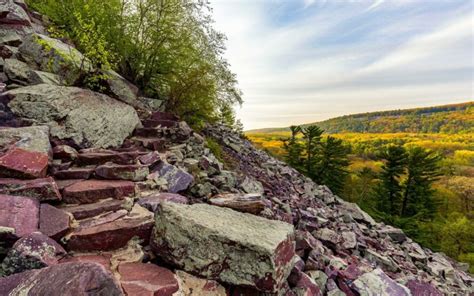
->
[[248, 102, 474, 134]]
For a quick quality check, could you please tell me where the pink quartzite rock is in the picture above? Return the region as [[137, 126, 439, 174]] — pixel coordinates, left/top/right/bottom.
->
[[76, 151, 147, 166], [0, 262, 123, 296], [210, 193, 265, 214], [95, 163, 149, 181], [175, 271, 227, 296], [138, 192, 189, 212], [0, 147, 48, 178], [0, 194, 39, 240], [153, 162, 194, 193], [405, 280, 443, 296], [138, 151, 161, 166], [60, 198, 127, 219], [152, 202, 295, 293], [0, 177, 61, 201], [118, 263, 179, 296], [66, 206, 153, 251], [39, 204, 70, 240], [60, 254, 112, 272], [1, 232, 66, 276], [62, 179, 135, 204], [52, 145, 78, 161], [54, 167, 94, 180]]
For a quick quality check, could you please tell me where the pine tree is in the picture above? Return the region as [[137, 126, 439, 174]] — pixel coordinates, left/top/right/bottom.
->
[[282, 125, 304, 170], [375, 145, 408, 215], [301, 126, 324, 178], [313, 136, 350, 195], [401, 146, 442, 217]]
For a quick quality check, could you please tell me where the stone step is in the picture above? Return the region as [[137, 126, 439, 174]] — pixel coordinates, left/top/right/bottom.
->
[[60, 198, 129, 220], [95, 163, 149, 181], [142, 119, 178, 128], [75, 151, 148, 166], [132, 137, 166, 151], [0, 177, 61, 201], [133, 127, 163, 138], [62, 179, 135, 204], [65, 205, 153, 251], [54, 167, 94, 180]]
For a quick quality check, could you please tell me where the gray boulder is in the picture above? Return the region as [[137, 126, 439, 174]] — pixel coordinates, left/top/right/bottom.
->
[[18, 33, 92, 85], [152, 202, 295, 292], [353, 268, 410, 296], [0, 125, 51, 155], [7, 84, 141, 148]]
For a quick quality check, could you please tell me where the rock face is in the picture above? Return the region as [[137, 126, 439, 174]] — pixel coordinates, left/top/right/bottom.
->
[[7, 84, 140, 148], [0, 262, 123, 296], [0, 194, 39, 241], [152, 202, 296, 292]]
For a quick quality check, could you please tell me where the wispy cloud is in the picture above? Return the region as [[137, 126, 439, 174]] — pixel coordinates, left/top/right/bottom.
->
[[212, 0, 473, 129]]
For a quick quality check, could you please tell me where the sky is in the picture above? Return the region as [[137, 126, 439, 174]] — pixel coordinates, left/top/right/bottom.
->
[[210, 0, 474, 130]]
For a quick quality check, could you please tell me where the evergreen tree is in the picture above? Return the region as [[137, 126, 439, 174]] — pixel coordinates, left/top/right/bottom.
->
[[312, 136, 350, 195], [401, 146, 442, 217], [375, 145, 408, 215], [301, 126, 324, 178], [281, 125, 303, 170]]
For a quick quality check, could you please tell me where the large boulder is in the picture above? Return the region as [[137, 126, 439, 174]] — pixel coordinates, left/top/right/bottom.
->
[[151, 202, 295, 293], [18, 33, 92, 85], [0, 262, 123, 296], [7, 84, 141, 148]]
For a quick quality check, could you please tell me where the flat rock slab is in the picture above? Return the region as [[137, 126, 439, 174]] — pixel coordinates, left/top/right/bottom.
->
[[153, 162, 194, 193], [62, 179, 135, 204], [210, 193, 265, 214], [39, 204, 70, 241], [54, 167, 94, 180], [118, 263, 179, 296], [60, 198, 127, 220], [95, 163, 149, 181], [0, 125, 51, 155], [0, 147, 48, 178], [0, 262, 123, 296], [1, 232, 66, 276], [152, 202, 295, 292], [7, 84, 140, 149], [0, 177, 61, 201], [0, 194, 39, 240], [353, 268, 410, 296], [66, 205, 153, 251], [138, 192, 189, 212], [76, 151, 148, 165]]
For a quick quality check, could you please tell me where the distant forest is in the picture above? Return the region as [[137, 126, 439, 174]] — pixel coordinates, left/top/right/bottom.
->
[[251, 102, 474, 134]]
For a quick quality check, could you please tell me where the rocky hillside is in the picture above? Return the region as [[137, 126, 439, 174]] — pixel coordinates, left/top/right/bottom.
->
[[0, 1, 473, 295]]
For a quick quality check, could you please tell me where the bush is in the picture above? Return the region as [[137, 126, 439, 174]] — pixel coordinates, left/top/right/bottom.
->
[[27, 0, 242, 127]]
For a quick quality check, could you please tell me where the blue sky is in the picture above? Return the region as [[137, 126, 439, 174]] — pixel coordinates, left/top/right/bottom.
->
[[211, 0, 473, 130]]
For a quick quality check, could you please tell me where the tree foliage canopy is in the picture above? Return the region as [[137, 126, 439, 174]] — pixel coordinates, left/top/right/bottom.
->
[[27, 0, 243, 127]]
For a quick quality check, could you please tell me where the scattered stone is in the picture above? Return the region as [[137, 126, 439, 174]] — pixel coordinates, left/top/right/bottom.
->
[[39, 204, 70, 240], [239, 176, 264, 194], [152, 202, 295, 292], [175, 270, 227, 296], [340, 201, 376, 226], [52, 145, 78, 161], [341, 231, 357, 249], [314, 228, 339, 247], [0, 262, 123, 295], [138, 151, 161, 166], [138, 192, 189, 212], [209, 193, 265, 214], [352, 268, 411, 296], [7, 84, 141, 148], [0, 0, 31, 26], [54, 167, 94, 179], [95, 163, 149, 181], [0, 177, 61, 201], [379, 225, 407, 243], [152, 162, 194, 193], [62, 179, 135, 204], [365, 249, 399, 272], [118, 263, 179, 296], [1, 232, 66, 276], [405, 279, 443, 296]]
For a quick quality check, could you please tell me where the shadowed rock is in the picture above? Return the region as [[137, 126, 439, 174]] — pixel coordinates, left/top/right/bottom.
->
[[95, 163, 149, 181], [62, 179, 135, 204], [0, 262, 123, 296], [151, 202, 295, 292], [0, 177, 61, 201], [39, 204, 70, 240], [0, 194, 39, 242], [60, 198, 127, 220]]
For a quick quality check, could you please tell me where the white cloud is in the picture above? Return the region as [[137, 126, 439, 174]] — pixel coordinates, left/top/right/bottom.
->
[[211, 0, 474, 129]]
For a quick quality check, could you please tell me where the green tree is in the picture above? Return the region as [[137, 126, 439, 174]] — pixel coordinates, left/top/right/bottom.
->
[[401, 146, 442, 217], [312, 136, 350, 195], [374, 145, 408, 215], [301, 126, 324, 177], [281, 125, 303, 170]]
